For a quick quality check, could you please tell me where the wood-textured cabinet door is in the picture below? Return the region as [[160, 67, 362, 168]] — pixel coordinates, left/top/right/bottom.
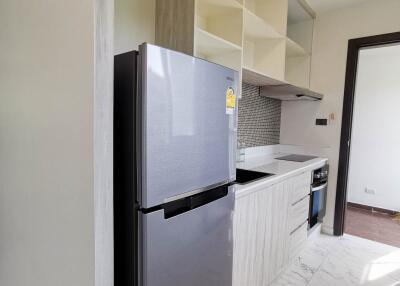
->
[[266, 181, 290, 283], [233, 181, 289, 286]]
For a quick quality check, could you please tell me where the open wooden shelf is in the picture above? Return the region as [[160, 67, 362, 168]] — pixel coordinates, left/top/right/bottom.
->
[[286, 37, 308, 57], [245, 0, 288, 36], [197, 0, 243, 47], [285, 55, 311, 88], [195, 28, 241, 54], [243, 35, 286, 81], [243, 9, 283, 40], [285, 0, 314, 88], [195, 27, 242, 71]]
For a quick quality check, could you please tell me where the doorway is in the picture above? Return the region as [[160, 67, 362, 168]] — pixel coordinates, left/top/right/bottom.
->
[[334, 32, 400, 244]]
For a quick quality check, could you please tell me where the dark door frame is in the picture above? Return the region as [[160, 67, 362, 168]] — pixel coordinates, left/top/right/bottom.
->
[[334, 31, 400, 236]]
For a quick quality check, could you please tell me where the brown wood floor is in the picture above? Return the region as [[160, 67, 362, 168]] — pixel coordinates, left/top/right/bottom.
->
[[345, 205, 400, 248]]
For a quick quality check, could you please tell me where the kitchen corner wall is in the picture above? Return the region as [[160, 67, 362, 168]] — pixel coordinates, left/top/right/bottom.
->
[[114, 0, 155, 54], [280, 0, 400, 234], [238, 83, 281, 147], [0, 1, 114, 285]]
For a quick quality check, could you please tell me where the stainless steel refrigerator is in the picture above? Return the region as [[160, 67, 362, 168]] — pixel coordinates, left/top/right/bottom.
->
[[114, 43, 238, 286]]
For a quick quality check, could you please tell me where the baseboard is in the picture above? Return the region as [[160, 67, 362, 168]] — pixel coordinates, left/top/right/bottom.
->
[[321, 223, 334, 235], [347, 202, 397, 215]]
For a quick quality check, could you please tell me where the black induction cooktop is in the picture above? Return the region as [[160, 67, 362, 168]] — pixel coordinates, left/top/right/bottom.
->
[[275, 154, 317, 162]]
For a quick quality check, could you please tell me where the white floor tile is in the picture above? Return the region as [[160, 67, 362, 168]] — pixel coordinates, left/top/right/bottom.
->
[[273, 233, 400, 286]]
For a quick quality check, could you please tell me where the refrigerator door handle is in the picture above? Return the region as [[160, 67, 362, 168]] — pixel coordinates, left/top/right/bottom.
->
[[163, 185, 229, 219]]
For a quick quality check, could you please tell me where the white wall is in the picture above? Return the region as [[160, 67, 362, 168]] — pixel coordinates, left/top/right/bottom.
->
[[347, 44, 400, 212], [280, 0, 400, 233], [0, 0, 113, 285], [114, 0, 155, 54]]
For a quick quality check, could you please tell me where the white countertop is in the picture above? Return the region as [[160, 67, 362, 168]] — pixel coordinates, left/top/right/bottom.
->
[[235, 149, 328, 198]]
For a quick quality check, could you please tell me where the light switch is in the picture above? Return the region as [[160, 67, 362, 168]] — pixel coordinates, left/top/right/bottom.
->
[[316, 119, 328, 126]]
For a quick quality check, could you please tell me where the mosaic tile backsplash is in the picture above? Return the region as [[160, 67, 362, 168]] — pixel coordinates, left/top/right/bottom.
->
[[238, 83, 281, 147]]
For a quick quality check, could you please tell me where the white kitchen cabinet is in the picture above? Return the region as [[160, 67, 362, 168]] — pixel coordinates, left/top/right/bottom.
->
[[287, 195, 309, 234], [289, 170, 311, 205], [233, 171, 311, 286], [233, 181, 289, 286], [287, 220, 308, 260]]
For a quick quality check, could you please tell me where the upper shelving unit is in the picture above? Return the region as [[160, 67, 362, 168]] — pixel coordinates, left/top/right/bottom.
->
[[155, 0, 322, 101]]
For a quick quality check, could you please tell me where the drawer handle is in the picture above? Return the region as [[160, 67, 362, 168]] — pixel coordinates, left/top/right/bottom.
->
[[290, 220, 308, 235], [291, 195, 309, 206], [311, 183, 328, 193]]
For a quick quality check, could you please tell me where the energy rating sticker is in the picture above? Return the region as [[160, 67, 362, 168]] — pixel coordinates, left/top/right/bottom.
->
[[226, 87, 236, 114]]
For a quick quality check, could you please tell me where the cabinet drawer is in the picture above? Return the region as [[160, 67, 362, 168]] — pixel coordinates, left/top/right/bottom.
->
[[288, 221, 308, 260], [290, 172, 311, 205], [288, 195, 309, 233]]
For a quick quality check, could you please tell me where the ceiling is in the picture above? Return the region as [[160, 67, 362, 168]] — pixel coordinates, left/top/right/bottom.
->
[[307, 0, 370, 14]]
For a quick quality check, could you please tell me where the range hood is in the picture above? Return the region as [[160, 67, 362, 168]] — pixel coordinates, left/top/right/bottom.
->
[[242, 67, 324, 101], [260, 84, 323, 101]]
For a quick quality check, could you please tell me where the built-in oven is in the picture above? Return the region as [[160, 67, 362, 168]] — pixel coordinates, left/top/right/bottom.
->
[[309, 165, 329, 229]]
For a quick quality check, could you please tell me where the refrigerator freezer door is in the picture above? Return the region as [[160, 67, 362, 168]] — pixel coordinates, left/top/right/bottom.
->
[[138, 44, 238, 208], [141, 186, 235, 286]]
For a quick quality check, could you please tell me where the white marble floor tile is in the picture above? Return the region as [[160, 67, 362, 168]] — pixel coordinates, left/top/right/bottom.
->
[[271, 230, 338, 286], [273, 233, 400, 286]]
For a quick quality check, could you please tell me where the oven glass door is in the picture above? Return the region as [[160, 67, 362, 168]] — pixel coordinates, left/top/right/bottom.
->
[[309, 181, 327, 228]]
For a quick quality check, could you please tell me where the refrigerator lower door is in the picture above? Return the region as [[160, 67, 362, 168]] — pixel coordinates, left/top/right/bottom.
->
[[141, 186, 235, 286]]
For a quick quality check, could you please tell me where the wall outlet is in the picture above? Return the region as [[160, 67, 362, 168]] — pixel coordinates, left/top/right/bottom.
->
[[364, 188, 376, 195]]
